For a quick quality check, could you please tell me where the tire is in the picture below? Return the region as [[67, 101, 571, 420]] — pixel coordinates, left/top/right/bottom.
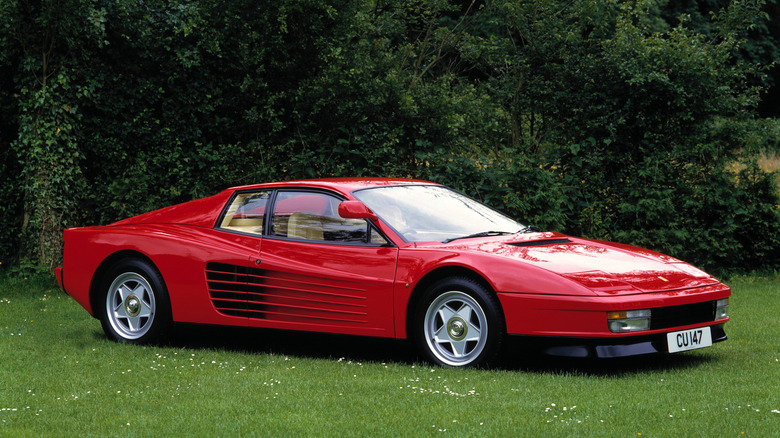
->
[[414, 277, 505, 368], [99, 258, 171, 344]]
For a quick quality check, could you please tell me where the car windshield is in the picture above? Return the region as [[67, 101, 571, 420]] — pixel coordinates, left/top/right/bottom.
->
[[353, 185, 525, 243]]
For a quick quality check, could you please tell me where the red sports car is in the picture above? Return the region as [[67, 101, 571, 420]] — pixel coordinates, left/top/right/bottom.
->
[[56, 178, 729, 367]]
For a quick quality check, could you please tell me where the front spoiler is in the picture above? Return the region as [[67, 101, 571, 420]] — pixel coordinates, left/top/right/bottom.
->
[[510, 324, 727, 358]]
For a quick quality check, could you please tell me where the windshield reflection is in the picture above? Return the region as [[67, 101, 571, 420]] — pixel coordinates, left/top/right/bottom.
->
[[353, 185, 524, 243]]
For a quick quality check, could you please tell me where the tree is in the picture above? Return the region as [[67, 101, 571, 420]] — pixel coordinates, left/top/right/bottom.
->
[[454, 0, 780, 270], [1, 0, 106, 270]]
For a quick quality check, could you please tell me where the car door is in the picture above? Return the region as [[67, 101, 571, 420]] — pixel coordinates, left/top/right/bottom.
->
[[200, 191, 270, 323], [252, 190, 399, 337]]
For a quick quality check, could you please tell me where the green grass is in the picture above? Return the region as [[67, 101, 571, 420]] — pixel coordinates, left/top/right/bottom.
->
[[1, 274, 778, 437]]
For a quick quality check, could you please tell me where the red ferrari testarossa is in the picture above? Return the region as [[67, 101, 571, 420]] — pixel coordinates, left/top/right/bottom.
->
[[56, 178, 729, 367]]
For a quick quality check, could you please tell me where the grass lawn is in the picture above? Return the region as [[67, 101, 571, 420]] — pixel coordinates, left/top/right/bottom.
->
[[1, 274, 778, 436]]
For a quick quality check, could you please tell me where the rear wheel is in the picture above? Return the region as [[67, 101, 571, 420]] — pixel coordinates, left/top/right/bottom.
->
[[414, 277, 505, 367], [99, 258, 171, 344]]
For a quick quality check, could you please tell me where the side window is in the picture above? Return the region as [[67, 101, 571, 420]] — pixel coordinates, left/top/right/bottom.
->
[[272, 191, 388, 245], [218, 192, 270, 235]]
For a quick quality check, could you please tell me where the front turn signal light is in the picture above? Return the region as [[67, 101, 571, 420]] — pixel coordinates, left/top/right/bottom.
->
[[607, 309, 651, 333]]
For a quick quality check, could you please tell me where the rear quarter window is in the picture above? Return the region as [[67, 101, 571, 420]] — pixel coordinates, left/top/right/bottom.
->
[[218, 192, 270, 235]]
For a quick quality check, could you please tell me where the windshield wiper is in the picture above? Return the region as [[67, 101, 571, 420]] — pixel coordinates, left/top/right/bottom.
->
[[519, 225, 541, 233], [443, 231, 515, 244]]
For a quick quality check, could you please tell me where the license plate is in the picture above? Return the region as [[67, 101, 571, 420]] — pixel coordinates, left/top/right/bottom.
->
[[667, 327, 712, 353]]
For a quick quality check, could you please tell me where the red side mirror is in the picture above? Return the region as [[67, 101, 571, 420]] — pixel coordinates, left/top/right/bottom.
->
[[338, 201, 378, 222]]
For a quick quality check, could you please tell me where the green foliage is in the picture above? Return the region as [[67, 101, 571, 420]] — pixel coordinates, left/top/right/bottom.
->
[[12, 76, 84, 269], [1, 0, 105, 270], [659, 0, 780, 117], [0, 157, 22, 266], [0, 0, 778, 273], [455, 0, 780, 273]]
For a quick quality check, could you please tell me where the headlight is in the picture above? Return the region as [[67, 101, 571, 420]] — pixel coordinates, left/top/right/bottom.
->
[[715, 298, 729, 320], [607, 309, 651, 333]]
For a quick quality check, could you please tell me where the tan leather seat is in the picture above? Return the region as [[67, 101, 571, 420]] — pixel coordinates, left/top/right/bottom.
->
[[287, 212, 324, 240]]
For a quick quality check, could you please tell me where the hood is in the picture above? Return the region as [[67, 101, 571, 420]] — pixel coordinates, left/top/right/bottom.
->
[[448, 232, 720, 296]]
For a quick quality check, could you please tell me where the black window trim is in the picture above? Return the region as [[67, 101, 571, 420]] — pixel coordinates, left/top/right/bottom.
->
[[214, 188, 273, 237], [215, 187, 395, 248]]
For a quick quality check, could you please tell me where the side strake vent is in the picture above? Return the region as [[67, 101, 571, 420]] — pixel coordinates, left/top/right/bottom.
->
[[206, 262, 367, 324], [508, 238, 572, 247]]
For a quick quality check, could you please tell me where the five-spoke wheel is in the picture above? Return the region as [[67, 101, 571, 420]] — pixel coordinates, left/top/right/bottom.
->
[[106, 272, 156, 340], [99, 258, 171, 344], [415, 277, 505, 367]]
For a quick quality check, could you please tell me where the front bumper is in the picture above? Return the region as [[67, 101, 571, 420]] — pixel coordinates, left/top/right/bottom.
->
[[511, 324, 727, 358]]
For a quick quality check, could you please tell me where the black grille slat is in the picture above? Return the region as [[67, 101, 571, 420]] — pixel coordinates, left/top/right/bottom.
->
[[207, 272, 246, 282], [651, 301, 716, 330], [243, 300, 365, 317], [209, 290, 247, 301], [217, 309, 249, 318]]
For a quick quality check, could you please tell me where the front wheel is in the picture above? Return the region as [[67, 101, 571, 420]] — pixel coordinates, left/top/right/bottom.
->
[[99, 258, 171, 344], [414, 277, 505, 368]]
